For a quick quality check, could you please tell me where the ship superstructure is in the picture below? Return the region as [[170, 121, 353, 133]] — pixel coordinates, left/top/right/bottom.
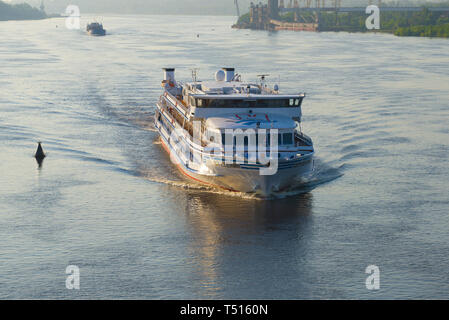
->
[[154, 67, 314, 196]]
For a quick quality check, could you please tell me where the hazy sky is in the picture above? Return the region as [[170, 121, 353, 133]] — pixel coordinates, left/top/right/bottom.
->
[[6, 0, 253, 15], [5, 0, 441, 14]]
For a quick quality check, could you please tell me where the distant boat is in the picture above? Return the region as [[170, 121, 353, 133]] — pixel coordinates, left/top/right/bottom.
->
[[86, 22, 106, 36]]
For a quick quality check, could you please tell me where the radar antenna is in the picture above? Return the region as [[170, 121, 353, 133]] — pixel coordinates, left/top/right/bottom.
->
[[257, 74, 270, 89], [257, 74, 270, 81], [191, 68, 199, 87]]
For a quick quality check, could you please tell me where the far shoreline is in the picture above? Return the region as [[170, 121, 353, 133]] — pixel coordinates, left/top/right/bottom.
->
[[0, 14, 61, 22], [0, 0, 62, 21]]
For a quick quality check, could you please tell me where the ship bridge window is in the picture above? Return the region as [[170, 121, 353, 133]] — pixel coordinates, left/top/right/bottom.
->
[[289, 99, 301, 106], [218, 131, 295, 147], [195, 98, 302, 108], [283, 133, 293, 145]]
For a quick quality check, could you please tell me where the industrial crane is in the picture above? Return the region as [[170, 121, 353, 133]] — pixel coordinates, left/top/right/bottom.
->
[[234, 0, 240, 17]]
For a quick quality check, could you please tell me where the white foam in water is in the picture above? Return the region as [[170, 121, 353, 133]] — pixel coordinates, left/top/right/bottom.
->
[[142, 175, 262, 200], [140, 155, 342, 200]]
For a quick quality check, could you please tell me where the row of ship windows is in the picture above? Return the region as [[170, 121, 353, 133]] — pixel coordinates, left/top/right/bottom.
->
[[191, 98, 303, 108], [218, 132, 293, 146]]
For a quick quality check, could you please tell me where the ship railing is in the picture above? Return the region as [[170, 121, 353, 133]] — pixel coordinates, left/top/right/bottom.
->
[[163, 91, 189, 119], [294, 131, 312, 147], [176, 135, 313, 166], [158, 107, 313, 165], [180, 136, 313, 164], [179, 130, 313, 158]]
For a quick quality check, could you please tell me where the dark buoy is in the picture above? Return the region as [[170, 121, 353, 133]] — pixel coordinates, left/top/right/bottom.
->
[[35, 142, 46, 167]]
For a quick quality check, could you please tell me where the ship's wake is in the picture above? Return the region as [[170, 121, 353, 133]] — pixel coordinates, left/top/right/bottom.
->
[[139, 167, 262, 200], [88, 90, 342, 200], [139, 156, 342, 200], [269, 159, 343, 199]]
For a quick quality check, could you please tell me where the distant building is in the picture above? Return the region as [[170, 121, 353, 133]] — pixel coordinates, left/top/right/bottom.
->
[[250, 2, 270, 29]]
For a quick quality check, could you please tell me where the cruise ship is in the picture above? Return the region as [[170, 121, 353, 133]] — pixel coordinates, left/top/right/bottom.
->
[[154, 68, 314, 196]]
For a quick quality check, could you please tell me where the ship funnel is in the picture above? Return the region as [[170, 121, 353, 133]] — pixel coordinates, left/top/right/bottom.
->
[[163, 68, 175, 82], [222, 68, 235, 82]]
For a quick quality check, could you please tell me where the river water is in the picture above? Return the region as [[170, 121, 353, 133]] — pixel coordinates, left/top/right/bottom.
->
[[0, 15, 448, 299]]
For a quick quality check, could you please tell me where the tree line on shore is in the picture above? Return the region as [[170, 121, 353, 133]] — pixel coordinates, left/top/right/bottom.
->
[[318, 6, 449, 37], [0, 0, 47, 21], [236, 3, 449, 38]]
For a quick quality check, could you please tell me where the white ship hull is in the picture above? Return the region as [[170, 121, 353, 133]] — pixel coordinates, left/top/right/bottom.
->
[[159, 131, 314, 196]]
